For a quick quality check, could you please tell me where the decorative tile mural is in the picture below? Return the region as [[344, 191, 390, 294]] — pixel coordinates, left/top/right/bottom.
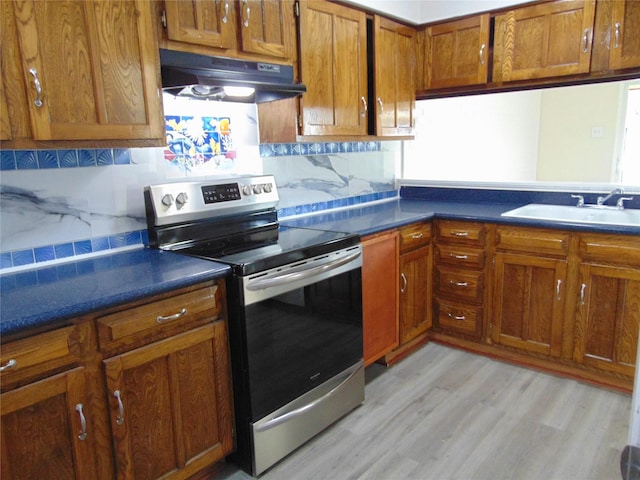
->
[[164, 115, 236, 171]]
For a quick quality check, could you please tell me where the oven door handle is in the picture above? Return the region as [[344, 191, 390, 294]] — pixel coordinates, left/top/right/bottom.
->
[[246, 250, 361, 291], [254, 361, 363, 432]]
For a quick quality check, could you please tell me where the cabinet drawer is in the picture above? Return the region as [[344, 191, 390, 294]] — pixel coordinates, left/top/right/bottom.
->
[[579, 234, 640, 267], [435, 244, 484, 268], [435, 266, 483, 302], [436, 220, 486, 245], [1, 325, 83, 389], [399, 222, 431, 252], [435, 299, 482, 338], [496, 226, 570, 256], [97, 283, 222, 352]]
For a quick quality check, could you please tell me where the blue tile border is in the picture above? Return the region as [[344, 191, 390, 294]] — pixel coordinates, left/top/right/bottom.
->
[[278, 189, 397, 218], [259, 141, 382, 158], [0, 148, 132, 171]]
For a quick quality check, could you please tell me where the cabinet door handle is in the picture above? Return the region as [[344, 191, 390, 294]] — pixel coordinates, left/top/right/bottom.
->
[[582, 28, 590, 53], [614, 22, 621, 48], [377, 97, 384, 114], [157, 308, 187, 323], [450, 231, 469, 237], [411, 232, 423, 239], [479, 43, 486, 65], [579, 283, 587, 306], [450, 253, 468, 260], [400, 273, 407, 293], [242, 0, 250, 27], [28, 68, 44, 107], [221, 1, 229, 24], [448, 313, 466, 321], [75, 403, 88, 441], [556, 279, 562, 300], [450, 280, 469, 287], [360, 96, 367, 117], [0, 358, 17, 371], [113, 390, 125, 425]]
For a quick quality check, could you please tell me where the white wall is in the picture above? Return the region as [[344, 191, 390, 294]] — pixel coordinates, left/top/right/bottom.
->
[[403, 91, 541, 182]]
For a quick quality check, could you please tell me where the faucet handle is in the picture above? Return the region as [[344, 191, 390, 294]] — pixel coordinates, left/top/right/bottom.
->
[[571, 194, 585, 207], [616, 196, 633, 209]]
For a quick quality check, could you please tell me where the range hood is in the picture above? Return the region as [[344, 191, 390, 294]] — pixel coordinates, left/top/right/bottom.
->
[[160, 49, 306, 103]]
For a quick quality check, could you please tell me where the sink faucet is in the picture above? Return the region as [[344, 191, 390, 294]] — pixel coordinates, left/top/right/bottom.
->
[[597, 187, 624, 206]]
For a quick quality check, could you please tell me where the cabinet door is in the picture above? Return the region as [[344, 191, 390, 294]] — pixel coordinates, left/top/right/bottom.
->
[[609, 0, 640, 70], [299, 0, 368, 136], [164, 0, 236, 49], [424, 14, 490, 89], [1, 368, 97, 480], [104, 323, 233, 480], [239, 0, 294, 60], [11, 0, 164, 141], [374, 16, 415, 136], [362, 231, 399, 366], [491, 252, 566, 357], [493, 0, 596, 82], [573, 264, 640, 377], [399, 244, 432, 344]]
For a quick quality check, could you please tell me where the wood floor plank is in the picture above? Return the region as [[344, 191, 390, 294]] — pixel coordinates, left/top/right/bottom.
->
[[215, 343, 631, 480]]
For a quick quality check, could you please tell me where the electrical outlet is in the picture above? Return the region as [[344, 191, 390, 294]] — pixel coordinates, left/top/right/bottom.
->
[[591, 126, 604, 138]]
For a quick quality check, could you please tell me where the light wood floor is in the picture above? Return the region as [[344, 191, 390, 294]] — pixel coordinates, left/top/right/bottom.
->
[[216, 343, 631, 480]]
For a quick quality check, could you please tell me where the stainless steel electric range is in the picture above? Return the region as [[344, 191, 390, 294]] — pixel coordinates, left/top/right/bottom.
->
[[144, 175, 364, 476]]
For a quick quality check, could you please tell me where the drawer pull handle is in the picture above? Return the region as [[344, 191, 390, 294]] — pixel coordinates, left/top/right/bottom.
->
[[450, 253, 468, 260], [28, 68, 44, 107], [157, 308, 187, 323], [242, 0, 250, 27], [221, 1, 229, 24], [411, 232, 423, 239], [76, 403, 88, 441], [580, 283, 587, 306], [614, 22, 621, 49], [0, 359, 17, 372], [450, 231, 469, 237], [582, 27, 591, 53], [556, 279, 562, 301], [400, 273, 407, 293], [448, 313, 466, 321], [114, 390, 125, 425], [450, 280, 469, 287]]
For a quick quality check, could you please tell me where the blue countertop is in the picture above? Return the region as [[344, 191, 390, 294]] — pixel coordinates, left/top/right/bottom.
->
[[0, 248, 230, 338]]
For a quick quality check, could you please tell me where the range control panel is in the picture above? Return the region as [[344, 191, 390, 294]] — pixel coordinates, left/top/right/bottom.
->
[[145, 175, 279, 226]]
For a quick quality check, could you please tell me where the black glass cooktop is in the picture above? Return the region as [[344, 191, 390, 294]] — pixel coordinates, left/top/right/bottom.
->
[[179, 225, 360, 275]]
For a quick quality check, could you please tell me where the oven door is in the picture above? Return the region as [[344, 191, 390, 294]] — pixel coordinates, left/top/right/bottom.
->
[[240, 245, 363, 421]]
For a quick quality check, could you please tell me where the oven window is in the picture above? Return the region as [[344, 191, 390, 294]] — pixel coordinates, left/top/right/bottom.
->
[[244, 269, 362, 420]]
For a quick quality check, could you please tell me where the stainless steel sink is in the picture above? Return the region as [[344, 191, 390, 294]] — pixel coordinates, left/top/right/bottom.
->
[[501, 204, 640, 227]]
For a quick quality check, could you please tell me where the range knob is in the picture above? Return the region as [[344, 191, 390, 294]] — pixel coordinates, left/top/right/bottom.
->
[[161, 194, 174, 207], [252, 184, 263, 194], [242, 184, 252, 196], [263, 183, 273, 193], [176, 192, 188, 208]]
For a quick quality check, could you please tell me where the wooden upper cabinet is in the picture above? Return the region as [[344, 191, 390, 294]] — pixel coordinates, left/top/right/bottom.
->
[[10, 0, 164, 141], [239, 0, 295, 59], [298, 0, 368, 136], [609, 0, 640, 70], [493, 0, 597, 82], [373, 16, 416, 136], [0, 80, 10, 141], [164, 0, 237, 49], [424, 14, 490, 89]]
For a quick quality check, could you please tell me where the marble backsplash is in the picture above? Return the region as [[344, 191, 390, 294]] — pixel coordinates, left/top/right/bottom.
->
[[1, 119, 399, 272]]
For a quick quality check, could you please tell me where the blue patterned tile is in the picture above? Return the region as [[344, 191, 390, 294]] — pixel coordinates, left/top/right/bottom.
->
[[37, 150, 59, 169], [324, 142, 339, 154], [15, 150, 38, 169], [78, 149, 97, 167], [340, 142, 351, 153], [96, 148, 114, 166], [311, 202, 326, 212], [54, 243, 74, 259], [91, 236, 110, 252], [1, 252, 13, 269], [259, 144, 275, 157], [12, 249, 35, 266], [34, 246, 56, 263], [290, 143, 308, 155], [58, 149, 78, 168], [275, 143, 290, 156], [73, 240, 92, 255], [140, 229, 149, 246], [366, 141, 377, 151], [1, 150, 16, 170], [113, 149, 131, 165], [124, 231, 142, 246], [307, 142, 325, 154]]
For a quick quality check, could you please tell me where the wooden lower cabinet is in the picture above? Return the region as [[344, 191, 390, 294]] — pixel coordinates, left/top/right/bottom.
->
[[491, 251, 567, 357], [399, 244, 432, 344], [362, 230, 399, 366], [573, 263, 640, 377], [1, 367, 98, 480], [104, 322, 233, 480]]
